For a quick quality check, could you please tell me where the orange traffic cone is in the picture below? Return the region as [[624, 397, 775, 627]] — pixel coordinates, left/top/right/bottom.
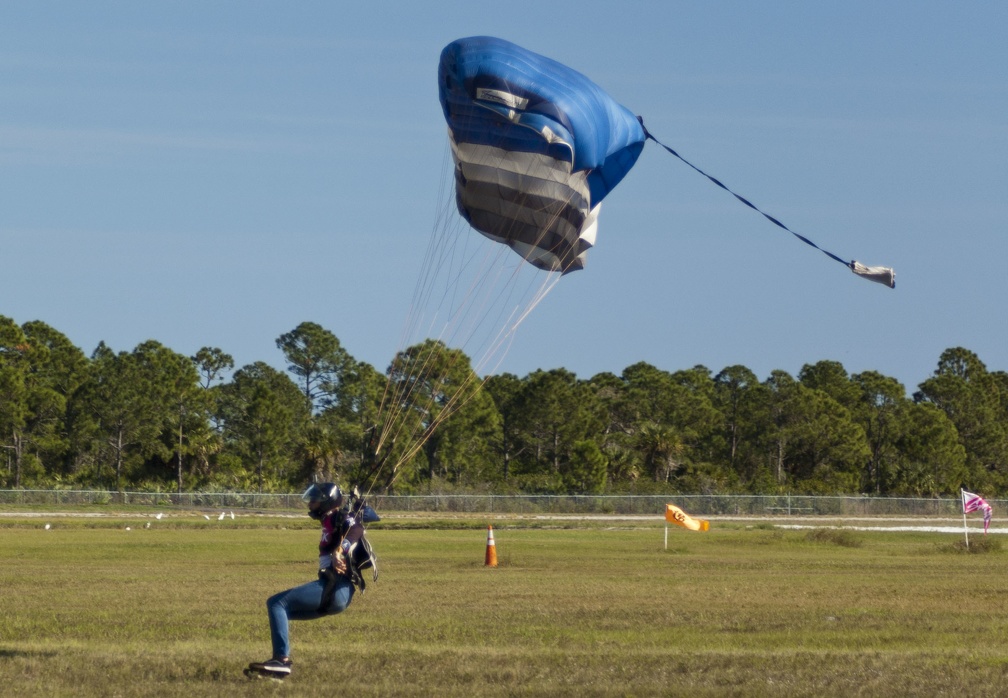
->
[[484, 525, 498, 567]]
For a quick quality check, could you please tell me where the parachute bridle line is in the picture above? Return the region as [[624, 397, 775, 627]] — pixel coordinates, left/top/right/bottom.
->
[[638, 118, 894, 289]]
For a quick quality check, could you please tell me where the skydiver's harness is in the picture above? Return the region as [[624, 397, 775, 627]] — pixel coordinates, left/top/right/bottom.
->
[[317, 494, 379, 614], [318, 431, 388, 613]]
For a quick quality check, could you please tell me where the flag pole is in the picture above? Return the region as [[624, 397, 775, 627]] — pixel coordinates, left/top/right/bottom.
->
[[961, 489, 969, 549], [664, 522, 668, 550]]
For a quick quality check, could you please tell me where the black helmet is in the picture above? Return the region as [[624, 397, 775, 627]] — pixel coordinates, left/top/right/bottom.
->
[[302, 483, 343, 520]]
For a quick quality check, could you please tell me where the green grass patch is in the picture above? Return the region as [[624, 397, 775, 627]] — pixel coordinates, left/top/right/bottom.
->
[[2, 516, 1008, 696]]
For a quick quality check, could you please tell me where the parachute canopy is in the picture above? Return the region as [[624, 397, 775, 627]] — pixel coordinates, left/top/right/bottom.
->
[[439, 36, 646, 273]]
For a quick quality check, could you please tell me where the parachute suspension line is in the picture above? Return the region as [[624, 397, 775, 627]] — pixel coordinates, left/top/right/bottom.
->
[[369, 348, 494, 495], [379, 165, 477, 462], [372, 253, 559, 494], [371, 149, 454, 453], [401, 144, 523, 358], [370, 270, 561, 494], [366, 145, 569, 496], [400, 139, 567, 373], [637, 119, 895, 289], [447, 148, 569, 373], [381, 371, 484, 489], [458, 263, 559, 381], [367, 147, 466, 489], [397, 148, 467, 350], [374, 270, 556, 494]]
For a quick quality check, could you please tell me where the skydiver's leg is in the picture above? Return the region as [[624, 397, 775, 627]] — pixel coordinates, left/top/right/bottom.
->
[[266, 578, 355, 658], [267, 580, 323, 659]]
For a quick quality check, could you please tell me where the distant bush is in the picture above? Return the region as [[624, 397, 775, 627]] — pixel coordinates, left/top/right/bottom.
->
[[805, 527, 863, 548]]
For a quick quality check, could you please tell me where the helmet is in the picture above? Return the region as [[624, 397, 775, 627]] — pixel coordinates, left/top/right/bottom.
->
[[302, 483, 343, 520]]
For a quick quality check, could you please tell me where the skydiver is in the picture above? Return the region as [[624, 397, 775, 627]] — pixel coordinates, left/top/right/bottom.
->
[[245, 483, 364, 680]]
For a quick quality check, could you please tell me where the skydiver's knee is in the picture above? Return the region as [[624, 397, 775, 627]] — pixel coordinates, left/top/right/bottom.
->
[[267, 591, 286, 611]]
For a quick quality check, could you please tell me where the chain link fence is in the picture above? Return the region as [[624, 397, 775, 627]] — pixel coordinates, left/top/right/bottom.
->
[[0, 489, 991, 517]]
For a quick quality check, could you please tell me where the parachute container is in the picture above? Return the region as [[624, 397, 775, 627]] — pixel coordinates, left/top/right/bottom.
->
[[438, 36, 646, 273]]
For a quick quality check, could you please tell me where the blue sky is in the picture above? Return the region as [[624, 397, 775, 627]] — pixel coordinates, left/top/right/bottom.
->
[[2, 2, 1006, 394]]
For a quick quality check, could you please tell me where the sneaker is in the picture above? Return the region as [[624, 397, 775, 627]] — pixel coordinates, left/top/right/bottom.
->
[[251, 657, 293, 677]]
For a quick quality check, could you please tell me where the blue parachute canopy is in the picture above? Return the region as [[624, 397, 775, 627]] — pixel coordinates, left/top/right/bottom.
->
[[439, 36, 646, 273]]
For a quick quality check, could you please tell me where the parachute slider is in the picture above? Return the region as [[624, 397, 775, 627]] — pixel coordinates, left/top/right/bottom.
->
[[850, 261, 895, 289]]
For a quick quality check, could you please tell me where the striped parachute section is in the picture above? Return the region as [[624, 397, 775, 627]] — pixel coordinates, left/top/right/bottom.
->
[[438, 36, 646, 273]]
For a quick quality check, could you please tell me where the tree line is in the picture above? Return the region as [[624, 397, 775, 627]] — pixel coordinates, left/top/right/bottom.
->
[[2, 315, 1006, 497]]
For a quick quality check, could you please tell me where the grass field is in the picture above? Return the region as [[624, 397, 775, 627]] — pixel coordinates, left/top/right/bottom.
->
[[2, 512, 1008, 697]]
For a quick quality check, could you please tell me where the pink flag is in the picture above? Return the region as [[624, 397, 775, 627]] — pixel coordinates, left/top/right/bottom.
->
[[962, 489, 993, 533]]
